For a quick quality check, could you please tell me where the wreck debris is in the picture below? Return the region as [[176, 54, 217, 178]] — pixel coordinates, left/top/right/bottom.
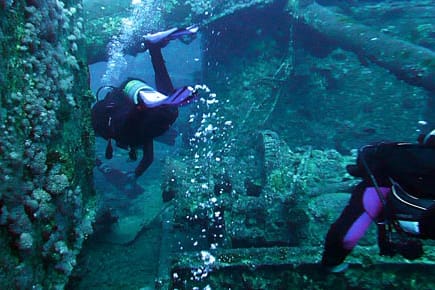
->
[[289, 2, 435, 92]]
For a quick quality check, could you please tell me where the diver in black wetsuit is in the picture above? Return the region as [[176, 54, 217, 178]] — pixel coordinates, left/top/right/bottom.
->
[[322, 130, 435, 273], [91, 26, 199, 178]]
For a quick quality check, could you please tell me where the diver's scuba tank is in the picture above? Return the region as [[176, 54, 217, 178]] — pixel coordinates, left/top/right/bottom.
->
[[123, 79, 168, 108]]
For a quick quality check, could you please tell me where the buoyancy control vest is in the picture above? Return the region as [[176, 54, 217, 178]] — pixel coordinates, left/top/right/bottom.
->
[[91, 80, 179, 156]]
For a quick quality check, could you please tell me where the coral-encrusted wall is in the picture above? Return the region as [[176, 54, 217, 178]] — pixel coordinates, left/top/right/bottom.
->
[[0, 0, 95, 288]]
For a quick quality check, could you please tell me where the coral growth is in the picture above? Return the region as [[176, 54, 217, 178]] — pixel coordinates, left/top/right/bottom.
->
[[0, 0, 95, 288]]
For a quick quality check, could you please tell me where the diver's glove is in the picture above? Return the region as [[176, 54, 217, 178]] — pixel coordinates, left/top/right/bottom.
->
[[126, 171, 138, 182], [378, 226, 424, 260]]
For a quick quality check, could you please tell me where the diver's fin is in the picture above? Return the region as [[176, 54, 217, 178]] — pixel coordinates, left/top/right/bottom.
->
[[127, 25, 199, 55], [144, 25, 199, 46], [326, 263, 349, 273], [166, 25, 199, 41], [144, 27, 178, 45], [164, 86, 197, 106], [139, 86, 197, 108]]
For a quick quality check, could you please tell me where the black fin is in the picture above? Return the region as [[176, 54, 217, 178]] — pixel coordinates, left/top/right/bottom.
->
[[105, 139, 113, 159], [129, 148, 137, 161]]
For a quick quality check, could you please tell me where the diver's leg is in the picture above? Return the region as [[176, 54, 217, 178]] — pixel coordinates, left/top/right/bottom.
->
[[322, 183, 365, 268], [149, 46, 174, 95], [134, 140, 154, 177], [420, 204, 435, 239], [341, 186, 389, 249], [322, 183, 390, 269]]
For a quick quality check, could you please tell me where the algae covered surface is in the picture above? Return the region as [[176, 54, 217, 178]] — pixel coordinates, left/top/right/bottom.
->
[[1, 0, 95, 288]]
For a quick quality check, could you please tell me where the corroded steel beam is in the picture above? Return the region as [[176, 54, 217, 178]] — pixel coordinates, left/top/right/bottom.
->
[[290, 2, 435, 92], [170, 246, 435, 289]]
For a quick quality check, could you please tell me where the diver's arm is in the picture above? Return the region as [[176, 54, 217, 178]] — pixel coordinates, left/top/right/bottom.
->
[[134, 140, 154, 177], [353, 142, 398, 179]]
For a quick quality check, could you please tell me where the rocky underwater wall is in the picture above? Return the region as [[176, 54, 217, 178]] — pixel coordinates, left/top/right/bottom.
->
[[0, 0, 95, 288]]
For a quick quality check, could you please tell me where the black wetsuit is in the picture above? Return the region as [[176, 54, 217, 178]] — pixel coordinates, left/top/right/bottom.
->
[[91, 46, 178, 177], [322, 142, 435, 267]]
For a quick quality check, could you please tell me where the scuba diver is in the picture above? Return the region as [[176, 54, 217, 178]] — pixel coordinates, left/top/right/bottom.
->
[[91, 25, 199, 179], [322, 130, 435, 273]]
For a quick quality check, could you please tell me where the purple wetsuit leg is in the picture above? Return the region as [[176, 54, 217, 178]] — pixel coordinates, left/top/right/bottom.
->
[[342, 187, 390, 249], [322, 182, 390, 266]]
